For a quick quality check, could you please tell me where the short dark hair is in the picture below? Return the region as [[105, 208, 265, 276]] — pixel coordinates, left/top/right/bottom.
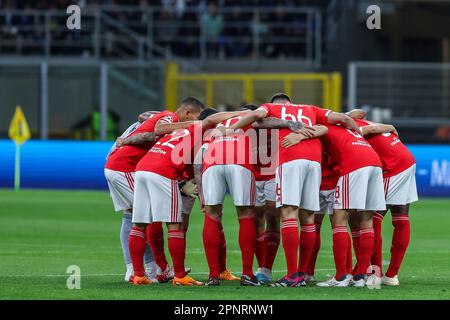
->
[[270, 93, 291, 103], [198, 107, 218, 120], [241, 104, 259, 111], [180, 96, 206, 111]]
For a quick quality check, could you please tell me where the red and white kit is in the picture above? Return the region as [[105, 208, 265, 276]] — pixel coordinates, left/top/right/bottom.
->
[[133, 124, 202, 224], [104, 111, 178, 211], [355, 119, 418, 205], [318, 152, 340, 215], [253, 129, 277, 207], [202, 115, 256, 206], [258, 103, 331, 211], [321, 123, 386, 211]]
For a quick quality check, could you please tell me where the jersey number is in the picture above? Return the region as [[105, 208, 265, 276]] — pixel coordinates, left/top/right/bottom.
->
[[281, 107, 312, 126], [156, 129, 190, 149]]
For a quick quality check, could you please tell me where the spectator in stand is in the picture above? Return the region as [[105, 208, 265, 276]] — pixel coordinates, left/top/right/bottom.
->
[[200, 2, 224, 58], [224, 6, 251, 57]]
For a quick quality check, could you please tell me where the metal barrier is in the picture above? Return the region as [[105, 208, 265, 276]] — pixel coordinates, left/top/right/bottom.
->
[[165, 63, 341, 111], [348, 61, 450, 122]]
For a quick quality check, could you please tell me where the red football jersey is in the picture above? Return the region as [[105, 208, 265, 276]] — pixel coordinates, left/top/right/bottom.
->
[[321, 123, 382, 176], [105, 111, 178, 172], [253, 129, 277, 181], [135, 124, 203, 180], [355, 119, 416, 177], [258, 103, 331, 165], [320, 152, 340, 191], [202, 115, 255, 172]]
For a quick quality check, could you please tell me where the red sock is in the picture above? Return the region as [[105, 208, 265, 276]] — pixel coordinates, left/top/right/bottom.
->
[[355, 227, 374, 275], [203, 214, 221, 278], [306, 222, 322, 276], [168, 230, 186, 278], [255, 232, 266, 268], [147, 222, 168, 271], [263, 231, 280, 270], [345, 232, 353, 274], [332, 226, 349, 280], [238, 215, 256, 277], [351, 228, 360, 275], [129, 227, 146, 277], [298, 224, 316, 273], [281, 219, 299, 277], [371, 212, 384, 273], [386, 214, 410, 277], [218, 228, 227, 272]]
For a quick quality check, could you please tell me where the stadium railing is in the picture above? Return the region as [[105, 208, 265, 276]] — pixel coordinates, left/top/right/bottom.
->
[[0, 6, 322, 66], [165, 63, 341, 111]]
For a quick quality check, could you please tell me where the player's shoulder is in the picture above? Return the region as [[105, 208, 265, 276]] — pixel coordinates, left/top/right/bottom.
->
[[157, 110, 179, 123]]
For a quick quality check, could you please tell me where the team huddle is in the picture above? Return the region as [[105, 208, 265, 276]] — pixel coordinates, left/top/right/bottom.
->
[[104, 93, 417, 288]]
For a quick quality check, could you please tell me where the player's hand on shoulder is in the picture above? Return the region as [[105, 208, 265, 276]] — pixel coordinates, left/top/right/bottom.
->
[[282, 133, 304, 148], [210, 126, 231, 139], [299, 125, 316, 138], [116, 137, 125, 148]]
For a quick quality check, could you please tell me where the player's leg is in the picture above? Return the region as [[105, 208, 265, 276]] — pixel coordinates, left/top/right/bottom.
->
[[352, 210, 375, 286], [348, 213, 360, 275], [146, 222, 169, 278], [236, 206, 259, 286], [317, 209, 351, 287], [260, 178, 280, 282], [203, 204, 223, 285], [297, 161, 321, 283], [202, 165, 227, 285], [129, 171, 153, 285], [104, 169, 138, 282], [371, 209, 387, 274], [254, 204, 266, 274], [382, 164, 417, 286], [258, 200, 279, 283], [120, 210, 134, 281], [384, 204, 410, 285], [225, 165, 259, 286], [306, 213, 324, 281], [147, 173, 202, 286], [271, 161, 302, 287], [298, 209, 316, 282]]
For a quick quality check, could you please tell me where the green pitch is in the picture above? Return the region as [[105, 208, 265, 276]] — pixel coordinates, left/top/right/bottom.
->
[[0, 189, 449, 300]]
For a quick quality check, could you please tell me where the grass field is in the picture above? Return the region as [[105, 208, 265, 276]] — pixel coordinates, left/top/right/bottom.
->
[[0, 189, 449, 300]]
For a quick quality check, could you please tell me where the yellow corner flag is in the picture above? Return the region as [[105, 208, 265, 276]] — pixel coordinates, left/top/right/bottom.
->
[[8, 106, 31, 190]]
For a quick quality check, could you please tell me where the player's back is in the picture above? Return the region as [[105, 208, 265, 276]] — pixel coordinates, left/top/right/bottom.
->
[[203, 115, 255, 172], [321, 123, 382, 175], [105, 111, 178, 172], [136, 124, 201, 180], [259, 103, 329, 165], [355, 119, 416, 177]]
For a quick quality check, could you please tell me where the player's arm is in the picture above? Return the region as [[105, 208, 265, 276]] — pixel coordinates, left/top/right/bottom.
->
[[211, 108, 268, 137], [326, 112, 360, 132], [201, 110, 247, 129], [154, 120, 199, 136], [360, 123, 399, 137], [252, 117, 316, 137], [281, 125, 328, 148], [193, 143, 208, 198], [116, 132, 157, 147]]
